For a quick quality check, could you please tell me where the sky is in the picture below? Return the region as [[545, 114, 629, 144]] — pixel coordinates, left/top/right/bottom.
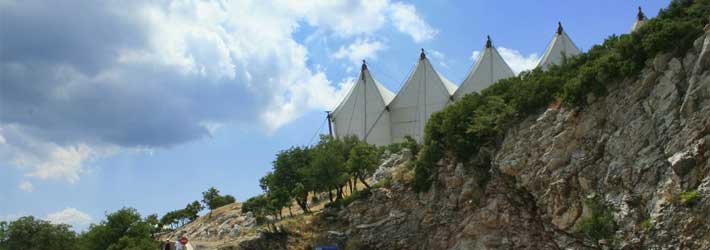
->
[[0, 0, 670, 231]]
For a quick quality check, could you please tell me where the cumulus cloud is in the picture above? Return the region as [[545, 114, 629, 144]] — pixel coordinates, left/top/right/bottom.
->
[[46, 208, 93, 231], [497, 47, 540, 74], [0, 0, 437, 183], [18, 180, 33, 192], [428, 49, 448, 68], [333, 39, 386, 70], [389, 2, 438, 42]]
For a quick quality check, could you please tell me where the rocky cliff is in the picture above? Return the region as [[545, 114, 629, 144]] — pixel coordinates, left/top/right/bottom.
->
[[311, 24, 710, 250], [170, 24, 710, 250]]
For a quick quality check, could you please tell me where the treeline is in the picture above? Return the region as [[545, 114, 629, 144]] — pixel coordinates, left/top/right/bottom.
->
[[242, 135, 415, 223], [159, 187, 236, 230], [0, 187, 239, 250], [413, 0, 710, 192], [0, 208, 159, 250]]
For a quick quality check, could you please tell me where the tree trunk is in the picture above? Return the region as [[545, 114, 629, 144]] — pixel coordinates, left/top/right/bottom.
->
[[288, 206, 293, 217], [336, 186, 344, 200], [358, 175, 371, 189], [328, 190, 333, 202], [296, 198, 310, 213]]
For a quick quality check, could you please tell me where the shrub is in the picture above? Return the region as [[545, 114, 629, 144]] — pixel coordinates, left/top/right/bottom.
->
[[325, 189, 371, 209], [640, 218, 653, 231], [679, 190, 700, 206], [576, 197, 617, 243]]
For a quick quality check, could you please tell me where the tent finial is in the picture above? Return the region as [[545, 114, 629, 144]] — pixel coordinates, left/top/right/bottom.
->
[[557, 22, 563, 35], [361, 60, 367, 71], [420, 48, 426, 60], [485, 35, 492, 48], [637, 6, 646, 21]]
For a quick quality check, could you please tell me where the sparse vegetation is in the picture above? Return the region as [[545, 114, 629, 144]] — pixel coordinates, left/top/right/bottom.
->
[[679, 190, 700, 206], [576, 197, 617, 244], [640, 218, 653, 231]]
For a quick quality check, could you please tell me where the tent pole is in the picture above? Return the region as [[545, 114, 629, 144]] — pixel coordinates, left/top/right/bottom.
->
[[326, 111, 333, 137]]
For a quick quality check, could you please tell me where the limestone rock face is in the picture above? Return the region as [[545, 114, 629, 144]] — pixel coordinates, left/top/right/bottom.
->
[[325, 28, 710, 250], [165, 28, 710, 250], [158, 203, 257, 243]]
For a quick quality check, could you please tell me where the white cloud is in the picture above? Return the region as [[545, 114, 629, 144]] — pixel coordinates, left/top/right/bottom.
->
[[0, 0, 438, 183], [18, 180, 33, 192], [333, 38, 386, 70], [429, 49, 448, 68], [389, 2, 438, 42], [46, 208, 93, 231], [0, 125, 116, 183], [27, 144, 94, 183], [497, 47, 540, 74]]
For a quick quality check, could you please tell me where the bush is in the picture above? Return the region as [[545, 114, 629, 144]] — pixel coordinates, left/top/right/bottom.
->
[[679, 190, 700, 206], [640, 218, 653, 231], [576, 197, 617, 243], [325, 189, 371, 209]]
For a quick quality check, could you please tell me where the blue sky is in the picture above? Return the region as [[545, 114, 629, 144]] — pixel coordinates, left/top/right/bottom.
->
[[0, 0, 669, 231]]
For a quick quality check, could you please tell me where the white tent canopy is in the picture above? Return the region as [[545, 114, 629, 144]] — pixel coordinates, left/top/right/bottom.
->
[[453, 36, 515, 100], [330, 61, 395, 146], [537, 22, 581, 70], [631, 7, 647, 32], [389, 50, 457, 142]]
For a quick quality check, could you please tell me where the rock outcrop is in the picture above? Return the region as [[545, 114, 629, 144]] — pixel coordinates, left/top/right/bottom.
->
[[316, 24, 710, 250], [168, 24, 710, 250]]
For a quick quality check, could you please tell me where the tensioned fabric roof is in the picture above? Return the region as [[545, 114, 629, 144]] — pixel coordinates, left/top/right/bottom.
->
[[537, 22, 581, 70], [454, 36, 515, 100]]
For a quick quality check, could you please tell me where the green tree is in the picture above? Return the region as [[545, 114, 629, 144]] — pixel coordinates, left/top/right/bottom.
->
[[272, 146, 313, 213], [184, 201, 204, 222], [346, 141, 381, 189], [307, 135, 349, 202], [201, 187, 236, 211], [0, 216, 77, 250], [77, 207, 157, 250]]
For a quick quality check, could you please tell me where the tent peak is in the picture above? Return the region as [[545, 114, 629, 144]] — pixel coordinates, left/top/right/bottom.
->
[[485, 35, 492, 48], [637, 6, 646, 21], [557, 22, 563, 35], [420, 48, 426, 60]]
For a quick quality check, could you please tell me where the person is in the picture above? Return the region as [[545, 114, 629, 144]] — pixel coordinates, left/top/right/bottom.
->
[[162, 240, 174, 250], [175, 235, 194, 250]]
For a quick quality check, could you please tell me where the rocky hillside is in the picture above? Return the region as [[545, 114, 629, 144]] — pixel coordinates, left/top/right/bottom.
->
[[165, 20, 710, 250], [310, 24, 710, 250]]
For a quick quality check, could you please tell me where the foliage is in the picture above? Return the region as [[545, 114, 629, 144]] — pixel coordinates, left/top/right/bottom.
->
[[576, 197, 617, 243], [679, 190, 700, 206], [640, 218, 653, 231], [413, 0, 710, 192], [304, 135, 350, 200], [0, 208, 160, 250], [384, 135, 419, 155], [202, 187, 236, 210], [159, 200, 204, 229], [0, 216, 77, 250], [269, 146, 313, 213], [346, 140, 381, 189], [325, 189, 371, 209], [78, 207, 157, 250]]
